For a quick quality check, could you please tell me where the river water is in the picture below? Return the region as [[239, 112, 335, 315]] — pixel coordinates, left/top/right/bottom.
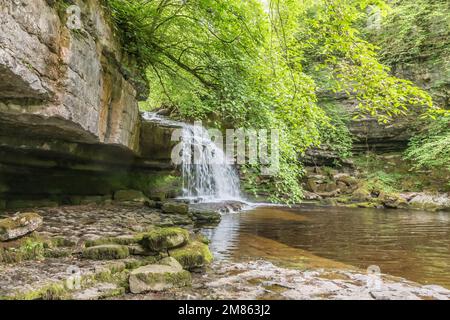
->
[[203, 204, 450, 289]]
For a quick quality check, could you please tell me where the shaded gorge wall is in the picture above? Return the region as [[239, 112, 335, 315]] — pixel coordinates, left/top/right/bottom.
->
[[0, 0, 181, 209]]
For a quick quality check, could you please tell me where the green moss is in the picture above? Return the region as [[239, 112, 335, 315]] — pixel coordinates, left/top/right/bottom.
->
[[124, 256, 161, 270], [43, 248, 72, 259], [0, 212, 42, 235], [140, 227, 189, 251], [85, 235, 143, 248], [51, 237, 77, 248], [82, 245, 130, 260], [10, 282, 71, 300], [169, 241, 213, 270], [162, 202, 189, 215], [135, 269, 191, 288], [0, 238, 46, 263]]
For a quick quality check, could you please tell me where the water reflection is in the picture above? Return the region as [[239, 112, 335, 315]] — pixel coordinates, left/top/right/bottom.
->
[[205, 205, 450, 288]]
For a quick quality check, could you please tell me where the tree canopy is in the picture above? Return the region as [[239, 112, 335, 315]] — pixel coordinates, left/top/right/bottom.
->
[[106, 0, 443, 203]]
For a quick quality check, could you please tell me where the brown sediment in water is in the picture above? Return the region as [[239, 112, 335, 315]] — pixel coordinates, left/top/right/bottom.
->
[[232, 233, 353, 270]]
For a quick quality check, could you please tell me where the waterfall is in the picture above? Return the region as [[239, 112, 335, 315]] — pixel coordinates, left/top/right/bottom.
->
[[142, 112, 243, 202], [180, 123, 242, 202]]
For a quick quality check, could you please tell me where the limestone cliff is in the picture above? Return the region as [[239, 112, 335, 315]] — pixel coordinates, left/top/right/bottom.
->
[[0, 0, 179, 208]]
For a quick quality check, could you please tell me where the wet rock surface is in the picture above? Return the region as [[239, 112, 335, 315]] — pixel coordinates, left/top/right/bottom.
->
[[30, 205, 190, 244], [118, 260, 450, 300], [0, 204, 205, 299]]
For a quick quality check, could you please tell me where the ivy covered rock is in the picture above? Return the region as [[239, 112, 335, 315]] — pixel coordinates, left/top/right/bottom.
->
[[140, 227, 189, 251], [170, 241, 213, 271], [0, 212, 43, 241], [82, 244, 130, 260], [129, 257, 191, 293]]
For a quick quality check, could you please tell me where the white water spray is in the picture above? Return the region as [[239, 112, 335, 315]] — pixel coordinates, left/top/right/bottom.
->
[[142, 112, 243, 202]]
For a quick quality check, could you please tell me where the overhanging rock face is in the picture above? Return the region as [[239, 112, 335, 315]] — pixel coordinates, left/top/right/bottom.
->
[[0, 0, 145, 150], [0, 0, 180, 208]]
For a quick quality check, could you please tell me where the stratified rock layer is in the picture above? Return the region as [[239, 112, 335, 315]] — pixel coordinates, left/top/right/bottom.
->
[[0, 0, 182, 207]]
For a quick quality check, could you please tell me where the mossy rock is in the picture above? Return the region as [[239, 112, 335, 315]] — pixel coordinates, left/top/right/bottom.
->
[[9, 282, 71, 300], [0, 212, 43, 241], [140, 227, 189, 252], [162, 202, 189, 215], [82, 244, 130, 260], [0, 236, 47, 263], [128, 257, 191, 293], [85, 235, 143, 248], [51, 237, 77, 248], [113, 190, 154, 207], [378, 192, 408, 209], [170, 241, 213, 270], [190, 209, 221, 225], [123, 256, 162, 270], [351, 186, 371, 202], [128, 244, 159, 256]]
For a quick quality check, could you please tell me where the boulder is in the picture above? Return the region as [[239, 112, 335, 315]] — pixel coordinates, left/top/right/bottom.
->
[[190, 209, 221, 225], [82, 244, 130, 260], [170, 241, 213, 271], [334, 173, 358, 187], [351, 186, 371, 202], [129, 257, 191, 293], [0, 212, 43, 241], [128, 244, 158, 257], [408, 193, 450, 212], [379, 192, 408, 209], [140, 227, 189, 251], [162, 202, 189, 215]]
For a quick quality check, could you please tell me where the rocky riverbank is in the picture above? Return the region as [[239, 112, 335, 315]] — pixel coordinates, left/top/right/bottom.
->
[[2, 200, 449, 300], [300, 152, 450, 212], [0, 196, 225, 300]]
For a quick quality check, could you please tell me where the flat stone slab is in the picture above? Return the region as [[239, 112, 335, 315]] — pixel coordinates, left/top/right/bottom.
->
[[72, 283, 124, 300], [191, 261, 450, 300], [0, 257, 116, 299], [1, 205, 193, 246], [129, 257, 191, 293], [0, 204, 197, 299]]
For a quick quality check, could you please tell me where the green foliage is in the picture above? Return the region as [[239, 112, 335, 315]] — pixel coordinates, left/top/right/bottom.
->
[[317, 101, 353, 159], [367, 0, 449, 67], [405, 116, 450, 176], [296, 0, 434, 123], [366, 0, 450, 108], [106, 0, 442, 202]]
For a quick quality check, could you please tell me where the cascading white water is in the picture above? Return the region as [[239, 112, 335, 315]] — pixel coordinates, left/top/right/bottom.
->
[[180, 123, 242, 202], [142, 112, 243, 202]]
